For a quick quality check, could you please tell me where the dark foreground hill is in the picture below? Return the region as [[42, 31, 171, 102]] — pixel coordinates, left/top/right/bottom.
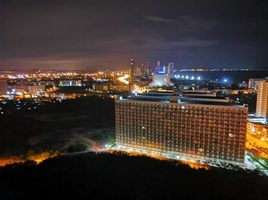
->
[[0, 152, 267, 200]]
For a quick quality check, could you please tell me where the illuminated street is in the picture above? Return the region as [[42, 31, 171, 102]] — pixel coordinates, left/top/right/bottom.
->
[[246, 133, 268, 159], [117, 74, 129, 85]]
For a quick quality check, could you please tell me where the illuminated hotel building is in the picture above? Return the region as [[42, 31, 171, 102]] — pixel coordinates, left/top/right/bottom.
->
[[115, 95, 248, 166], [256, 80, 268, 122]]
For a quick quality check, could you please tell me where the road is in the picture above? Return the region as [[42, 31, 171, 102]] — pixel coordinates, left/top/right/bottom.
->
[[246, 133, 268, 159], [117, 74, 129, 85]]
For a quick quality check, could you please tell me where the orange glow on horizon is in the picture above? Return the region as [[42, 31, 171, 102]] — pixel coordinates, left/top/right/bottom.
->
[[0, 151, 58, 167]]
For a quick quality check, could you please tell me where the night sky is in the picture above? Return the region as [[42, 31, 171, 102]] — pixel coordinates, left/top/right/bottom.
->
[[1, 0, 268, 70]]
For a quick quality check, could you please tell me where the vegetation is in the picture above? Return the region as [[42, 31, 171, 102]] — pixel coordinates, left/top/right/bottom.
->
[[0, 96, 115, 155], [0, 152, 267, 200]]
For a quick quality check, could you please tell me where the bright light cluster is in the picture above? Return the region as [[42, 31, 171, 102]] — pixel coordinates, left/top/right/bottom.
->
[[174, 74, 201, 80]]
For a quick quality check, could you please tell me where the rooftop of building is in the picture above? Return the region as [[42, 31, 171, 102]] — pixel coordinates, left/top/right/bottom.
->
[[118, 92, 247, 108]]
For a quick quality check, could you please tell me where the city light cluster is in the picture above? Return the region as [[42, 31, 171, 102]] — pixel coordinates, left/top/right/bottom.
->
[[174, 74, 201, 80]]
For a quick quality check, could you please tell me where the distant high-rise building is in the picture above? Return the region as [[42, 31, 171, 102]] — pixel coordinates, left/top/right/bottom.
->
[[140, 64, 145, 75], [0, 79, 8, 96], [157, 60, 161, 69], [129, 58, 135, 84], [256, 80, 268, 121], [115, 94, 248, 166], [145, 61, 151, 75], [155, 60, 161, 73], [104, 68, 110, 78], [141, 64, 151, 76], [248, 77, 268, 90], [134, 67, 142, 77], [167, 62, 175, 75]]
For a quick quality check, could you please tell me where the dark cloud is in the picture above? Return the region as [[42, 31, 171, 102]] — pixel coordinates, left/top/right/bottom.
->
[[0, 0, 268, 70], [144, 16, 179, 24]]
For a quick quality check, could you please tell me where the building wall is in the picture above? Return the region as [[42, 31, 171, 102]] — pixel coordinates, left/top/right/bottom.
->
[[115, 100, 248, 165], [0, 80, 8, 96], [249, 77, 268, 90], [93, 84, 109, 91], [110, 84, 129, 91], [27, 84, 46, 94], [59, 80, 82, 86], [248, 79, 261, 90], [256, 81, 268, 119]]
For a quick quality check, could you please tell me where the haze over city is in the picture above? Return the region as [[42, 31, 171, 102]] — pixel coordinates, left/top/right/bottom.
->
[[1, 0, 268, 70]]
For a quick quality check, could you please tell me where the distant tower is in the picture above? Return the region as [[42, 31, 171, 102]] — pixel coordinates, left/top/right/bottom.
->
[[129, 58, 135, 84], [156, 60, 161, 73], [145, 61, 151, 75], [167, 62, 175, 75]]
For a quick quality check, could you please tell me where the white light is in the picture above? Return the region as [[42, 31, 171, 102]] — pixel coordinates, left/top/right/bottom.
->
[[182, 76, 184, 79], [191, 76, 194, 80], [186, 75, 189, 79], [224, 79, 228, 83], [197, 76, 201, 80]]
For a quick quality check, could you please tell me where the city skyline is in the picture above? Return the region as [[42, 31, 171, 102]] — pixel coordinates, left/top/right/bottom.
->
[[1, 0, 268, 70]]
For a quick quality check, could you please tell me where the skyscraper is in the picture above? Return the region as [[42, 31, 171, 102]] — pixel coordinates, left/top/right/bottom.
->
[[256, 80, 268, 122], [129, 58, 135, 84], [155, 60, 161, 73], [167, 62, 175, 75]]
